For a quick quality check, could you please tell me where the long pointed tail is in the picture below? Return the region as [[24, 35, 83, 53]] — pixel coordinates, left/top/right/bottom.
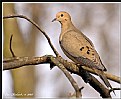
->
[[95, 69, 115, 95]]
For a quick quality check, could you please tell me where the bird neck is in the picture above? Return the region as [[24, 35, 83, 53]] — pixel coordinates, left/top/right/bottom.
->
[[61, 21, 75, 33], [59, 21, 76, 41]]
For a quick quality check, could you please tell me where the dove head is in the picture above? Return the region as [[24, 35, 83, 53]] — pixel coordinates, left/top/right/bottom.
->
[[52, 11, 71, 24]]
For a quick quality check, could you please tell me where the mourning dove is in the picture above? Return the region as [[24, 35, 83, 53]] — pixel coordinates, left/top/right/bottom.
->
[[52, 11, 115, 94]]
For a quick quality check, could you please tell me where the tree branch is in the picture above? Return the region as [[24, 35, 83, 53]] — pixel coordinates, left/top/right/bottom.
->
[[3, 55, 82, 98], [3, 55, 121, 98], [3, 56, 120, 84]]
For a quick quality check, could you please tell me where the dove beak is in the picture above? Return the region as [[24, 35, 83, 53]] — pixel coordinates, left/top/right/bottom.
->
[[52, 18, 57, 22]]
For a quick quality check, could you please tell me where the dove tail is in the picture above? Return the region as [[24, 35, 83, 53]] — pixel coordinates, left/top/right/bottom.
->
[[95, 69, 116, 95]]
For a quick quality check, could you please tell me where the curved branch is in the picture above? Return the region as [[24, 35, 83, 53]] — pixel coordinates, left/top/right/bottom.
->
[[82, 66, 121, 84], [10, 34, 16, 57], [3, 15, 59, 57]]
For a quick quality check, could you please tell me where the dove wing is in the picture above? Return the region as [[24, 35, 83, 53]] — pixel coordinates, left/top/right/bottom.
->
[[60, 30, 106, 71]]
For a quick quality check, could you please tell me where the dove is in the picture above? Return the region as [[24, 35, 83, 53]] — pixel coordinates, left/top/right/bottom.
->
[[52, 11, 115, 94]]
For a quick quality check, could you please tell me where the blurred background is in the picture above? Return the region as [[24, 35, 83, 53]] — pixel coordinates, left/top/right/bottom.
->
[[2, 3, 120, 98]]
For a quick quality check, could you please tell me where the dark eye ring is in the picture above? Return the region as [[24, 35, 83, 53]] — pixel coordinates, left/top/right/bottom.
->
[[61, 14, 63, 17]]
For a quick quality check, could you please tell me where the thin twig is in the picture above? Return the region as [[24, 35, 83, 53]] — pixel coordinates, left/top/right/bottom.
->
[[110, 88, 121, 93], [82, 66, 121, 84], [10, 34, 16, 57], [3, 15, 59, 57]]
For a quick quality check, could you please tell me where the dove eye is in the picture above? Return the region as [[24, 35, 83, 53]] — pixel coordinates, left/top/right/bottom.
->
[[61, 14, 63, 17]]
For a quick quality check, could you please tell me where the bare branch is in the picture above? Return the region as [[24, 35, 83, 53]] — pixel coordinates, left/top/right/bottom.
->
[[3, 56, 120, 84], [3, 15, 59, 57], [3, 55, 82, 98], [3, 56, 113, 98], [3, 56, 48, 70]]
